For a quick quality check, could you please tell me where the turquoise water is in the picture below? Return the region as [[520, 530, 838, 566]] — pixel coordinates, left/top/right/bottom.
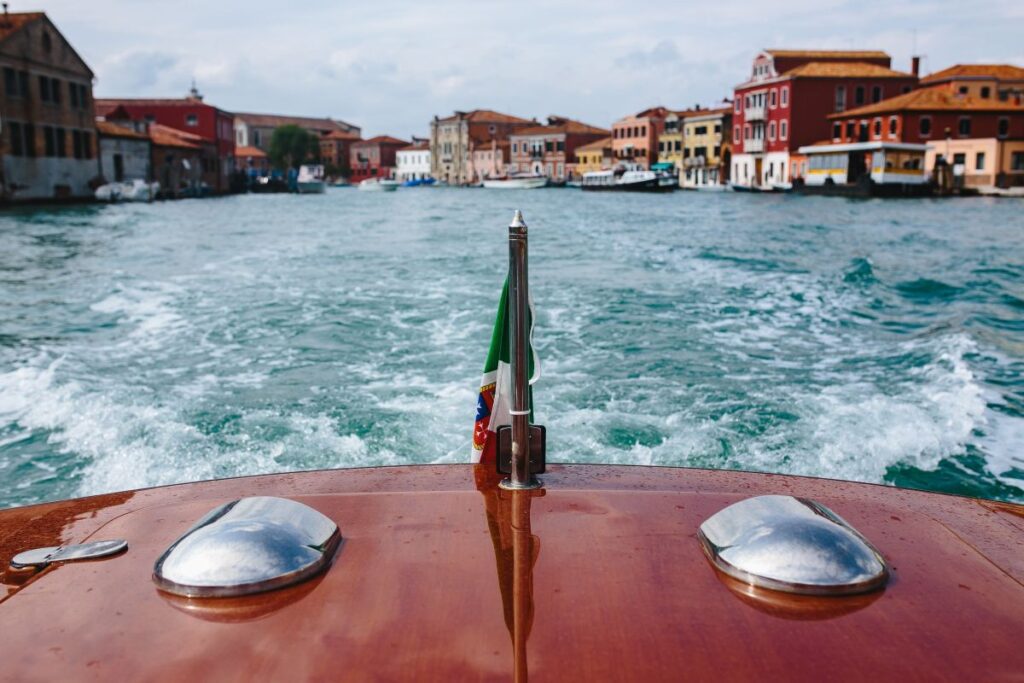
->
[[1, 190, 1022, 508]]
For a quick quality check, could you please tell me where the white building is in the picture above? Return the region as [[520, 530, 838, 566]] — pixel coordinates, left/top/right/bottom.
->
[[396, 141, 431, 182], [97, 121, 150, 182]]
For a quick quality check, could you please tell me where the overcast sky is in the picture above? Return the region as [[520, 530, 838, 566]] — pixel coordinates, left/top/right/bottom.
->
[[39, 0, 1024, 138]]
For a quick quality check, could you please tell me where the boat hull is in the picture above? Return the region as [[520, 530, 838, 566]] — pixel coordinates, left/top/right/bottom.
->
[[482, 177, 548, 189], [1, 464, 1021, 681], [296, 181, 326, 194], [582, 177, 673, 192]]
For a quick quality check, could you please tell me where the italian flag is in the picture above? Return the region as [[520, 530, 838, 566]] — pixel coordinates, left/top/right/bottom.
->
[[472, 278, 537, 464]]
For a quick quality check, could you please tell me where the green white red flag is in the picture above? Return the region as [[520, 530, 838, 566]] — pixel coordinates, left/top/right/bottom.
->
[[472, 278, 537, 464]]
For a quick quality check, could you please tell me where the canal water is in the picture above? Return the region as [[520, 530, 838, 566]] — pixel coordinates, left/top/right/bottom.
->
[[1, 189, 1022, 508]]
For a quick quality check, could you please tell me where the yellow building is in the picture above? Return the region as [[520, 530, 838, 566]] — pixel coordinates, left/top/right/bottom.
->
[[657, 113, 684, 171], [574, 136, 613, 175], [681, 107, 732, 189]]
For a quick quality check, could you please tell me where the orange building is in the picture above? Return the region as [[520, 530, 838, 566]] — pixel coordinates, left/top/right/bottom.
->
[[611, 107, 670, 169], [920, 64, 1024, 101]]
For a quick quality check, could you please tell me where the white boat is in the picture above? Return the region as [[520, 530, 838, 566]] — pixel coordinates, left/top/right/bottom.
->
[[358, 178, 399, 192], [482, 174, 547, 189], [296, 165, 326, 194], [94, 179, 160, 202], [581, 166, 673, 193]]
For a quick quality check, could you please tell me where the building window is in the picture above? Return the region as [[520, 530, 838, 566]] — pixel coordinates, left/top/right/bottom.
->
[[44, 126, 56, 156], [69, 81, 79, 107], [953, 153, 966, 166], [186, 114, 198, 127], [512, 142, 518, 153], [976, 152, 985, 171], [769, 89, 777, 108], [845, 121, 855, 139], [38, 75, 51, 102], [72, 130, 83, 159], [981, 86, 991, 99], [781, 86, 789, 106], [3, 67, 16, 96], [958, 116, 971, 137], [958, 86, 968, 95], [768, 121, 776, 140], [873, 119, 881, 137], [9, 121, 23, 156], [780, 120, 788, 140], [889, 116, 898, 137], [872, 86, 882, 103], [855, 86, 865, 105], [42, 31, 52, 53], [744, 124, 750, 139], [56, 128, 66, 157], [1012, 152, 1024, 171], [734, 125, 740, 140], [835, 86, 846, 112], [735, 99, 741, 113], [919, 116, 932, 137], [998, 117, 1009, 138]]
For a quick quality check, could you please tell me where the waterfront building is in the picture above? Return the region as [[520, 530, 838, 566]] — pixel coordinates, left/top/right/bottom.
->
[[429, 109, 533, 185], [236, 145, 269, 178], [319, 129, 361, 177], [920, 64, 1024, 101], [508, 116, 609, 181], [612, 107, 670, 170], [657, 112, 684, 173], [827, 83, 1024, 189], [0, 11, 97, 202], [350, 135, 408, 183], [681, 106, 733, 189], [396, 139, 432, 182], [96, 87, 236, 193], [732, 50, 918, 189], [574, 136, 613, 176], [233, 113, 359, 153], [467, 139, 507, 182], [148, 123, 205, 198], [97, 120, 150, 183]]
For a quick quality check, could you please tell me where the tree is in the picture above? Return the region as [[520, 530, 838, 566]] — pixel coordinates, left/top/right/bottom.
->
[[268, 125, 318, 171]]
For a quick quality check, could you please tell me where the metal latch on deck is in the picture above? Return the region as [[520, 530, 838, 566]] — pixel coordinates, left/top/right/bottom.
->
[[496, 424, 546, 475], [10, 539, 127, 569]]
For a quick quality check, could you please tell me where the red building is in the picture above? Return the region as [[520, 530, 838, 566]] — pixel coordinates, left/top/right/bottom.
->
[[611, 106, 670, 169], [96, 87, 235, 193], [732, 50, 918, 188], [320, 130, 361, 178], [827, 83, 1024, 188], [349, 135, 409, 182], [508, 116, 609, 180]]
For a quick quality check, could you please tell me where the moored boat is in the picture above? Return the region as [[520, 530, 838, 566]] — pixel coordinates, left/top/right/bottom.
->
[[358, 178, 399, 192], [296, 165, 327, 194], [94, 179, 160, 202], [581, 165, 675, 192], [482, 174, 548, 189]]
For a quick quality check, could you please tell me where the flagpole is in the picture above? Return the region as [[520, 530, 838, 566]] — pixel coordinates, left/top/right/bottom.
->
[[502, 210, 541, 490]]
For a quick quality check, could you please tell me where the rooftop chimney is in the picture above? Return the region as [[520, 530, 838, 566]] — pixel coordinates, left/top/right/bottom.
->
[[1, 3, 9, 29], [911, 56, 920, 77]]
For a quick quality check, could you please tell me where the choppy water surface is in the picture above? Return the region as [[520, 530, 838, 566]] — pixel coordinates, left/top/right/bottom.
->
[[1, 190, 1023, 508]]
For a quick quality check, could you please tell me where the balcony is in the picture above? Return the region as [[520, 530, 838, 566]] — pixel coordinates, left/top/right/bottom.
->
[[744, 105, 766, 121], [744, 138, 764, 153]]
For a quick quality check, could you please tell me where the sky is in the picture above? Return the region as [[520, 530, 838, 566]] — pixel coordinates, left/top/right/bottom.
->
[[37, 0, 1024, 138]]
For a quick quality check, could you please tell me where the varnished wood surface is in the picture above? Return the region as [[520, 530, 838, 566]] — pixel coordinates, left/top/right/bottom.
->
[[0, 464, 1022, 682]]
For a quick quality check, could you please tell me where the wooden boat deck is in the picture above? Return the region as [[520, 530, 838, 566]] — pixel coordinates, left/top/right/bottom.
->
[[1, 464, 1022, 681]]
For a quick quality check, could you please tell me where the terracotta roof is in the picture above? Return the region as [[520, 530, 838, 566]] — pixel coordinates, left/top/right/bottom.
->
[[436, 109, 533, 124], [512, 118, 609, 137], [471, 138, 509, 150], [235, 145, 267, 158], [95, 120, 149, 140], [921, 64, 1024, 84], [783, 61, 914, 79], [0, 12, 45, 42], [352, 135, 409, 147], [682, 106, 732, 119], [398, 140, 430, 152], [766, 49, 889, 60], [576, 136, 613, 152], [828, 84, 1024, 118], [322, 129, 361, 141], [234, 112, 358, 132], [148, 123, 202, 150]]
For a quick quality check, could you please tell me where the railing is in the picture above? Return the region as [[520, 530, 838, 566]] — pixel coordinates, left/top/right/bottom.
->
[[744, 105, 766, 121], [744, 138, 764, 153]]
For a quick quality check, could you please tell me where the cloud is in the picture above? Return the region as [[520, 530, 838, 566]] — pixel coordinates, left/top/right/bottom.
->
[[615, 40, 682, 69], [99, 50, 180, 91]]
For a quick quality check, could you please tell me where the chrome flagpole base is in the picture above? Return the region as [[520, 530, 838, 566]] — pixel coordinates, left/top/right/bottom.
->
[[499, 477, 543, 491]]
